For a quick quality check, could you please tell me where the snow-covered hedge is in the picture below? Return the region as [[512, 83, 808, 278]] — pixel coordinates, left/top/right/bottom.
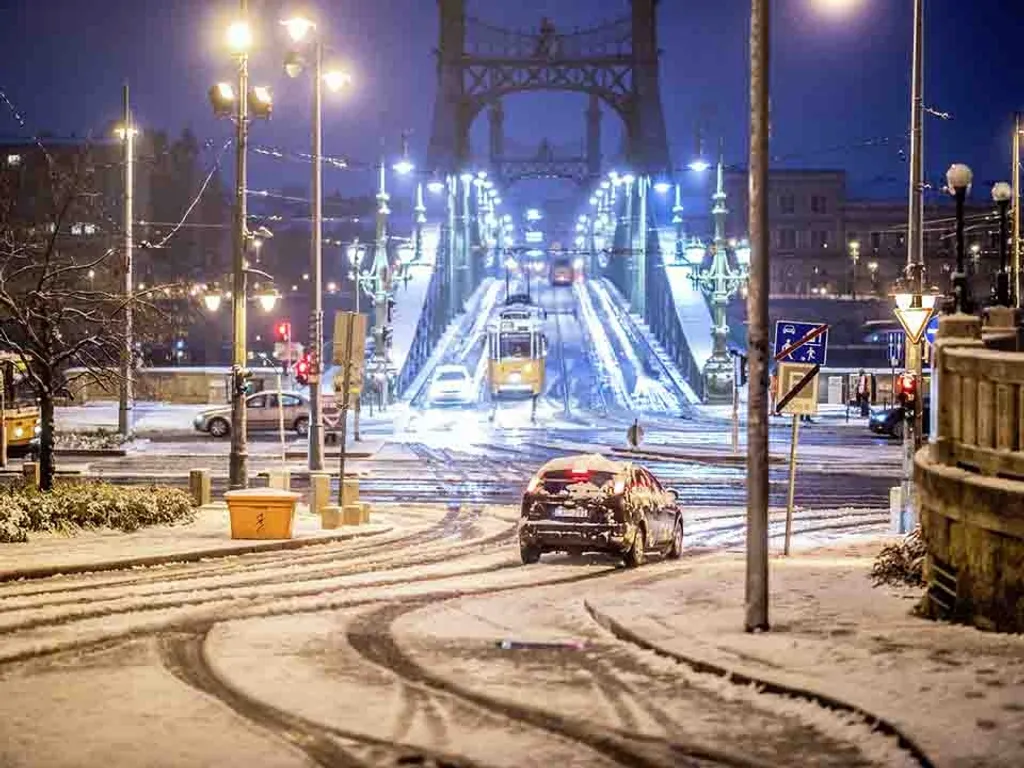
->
[[870, 527, 925, 587], [0, 483, 196, 543]]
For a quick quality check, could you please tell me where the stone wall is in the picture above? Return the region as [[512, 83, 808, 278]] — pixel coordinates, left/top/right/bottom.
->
[[915, 313, 1024, 632], [66, 367, 284, 405]]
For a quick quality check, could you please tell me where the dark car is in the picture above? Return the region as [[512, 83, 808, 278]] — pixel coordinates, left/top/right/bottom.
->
[[869, 404, 931, 439], [518, 454, 683, 567]]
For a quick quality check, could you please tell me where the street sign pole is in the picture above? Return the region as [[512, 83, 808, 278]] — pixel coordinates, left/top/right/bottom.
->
[[784, 414, 800, 556]]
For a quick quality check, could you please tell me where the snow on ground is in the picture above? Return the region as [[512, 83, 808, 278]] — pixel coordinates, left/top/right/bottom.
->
[[0, 506, 398, 578], [587, 539, 1024, 768], [573, 281, 631, 408], [389, 223, 440, 375], [663, 253, 714, 372], [588, 281, 683, 413], [56, 402, 206, 434]]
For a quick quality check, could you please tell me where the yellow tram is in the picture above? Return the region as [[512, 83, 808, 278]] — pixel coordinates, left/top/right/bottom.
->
[[487, 307, 547, 398], [0, 353, 39, 454]]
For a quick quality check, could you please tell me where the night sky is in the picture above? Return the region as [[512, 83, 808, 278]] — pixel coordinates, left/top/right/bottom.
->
[[1, 0, 1021, 213]]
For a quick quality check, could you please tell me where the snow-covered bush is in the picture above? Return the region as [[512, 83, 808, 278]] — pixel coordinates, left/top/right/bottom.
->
[[55, 429, 134, 451], [0, 483, 196, 543], [870, 527, 926, 587]]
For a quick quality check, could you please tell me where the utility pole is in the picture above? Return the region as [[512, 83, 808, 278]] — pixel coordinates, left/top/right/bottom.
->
[[229, 0, 250, 490], [308, 38, 325, 471], [745, 0, 770, 633], [1014, 112, 1021, 308], [118, 82, 135, 438], [906, 0, 926, 450], [373, 157, 391, 408]]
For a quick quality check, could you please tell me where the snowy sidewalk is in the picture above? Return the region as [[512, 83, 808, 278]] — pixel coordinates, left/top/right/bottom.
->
[[0, 506, 399, 581], [586, 539, 1024, 768]]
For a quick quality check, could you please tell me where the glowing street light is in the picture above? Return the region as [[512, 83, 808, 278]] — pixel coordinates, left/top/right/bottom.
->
[[281, 16, 315, 43], [226, 20, 253, 55]]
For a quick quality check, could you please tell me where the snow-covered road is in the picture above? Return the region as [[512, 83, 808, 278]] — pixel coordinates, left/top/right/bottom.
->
[[0, 503, 931, 767]]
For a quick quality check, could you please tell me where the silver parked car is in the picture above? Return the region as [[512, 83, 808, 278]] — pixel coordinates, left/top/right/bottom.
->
[[193, 391, 311, 438]]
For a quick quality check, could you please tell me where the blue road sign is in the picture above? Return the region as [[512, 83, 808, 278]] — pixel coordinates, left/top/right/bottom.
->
[[887, 331, 904, 367], [773, 320, 829, 365], [924, 315, 939, 346]]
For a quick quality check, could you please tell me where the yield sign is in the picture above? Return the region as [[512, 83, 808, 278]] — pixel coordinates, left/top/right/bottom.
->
[[894, 306, 935, 345]]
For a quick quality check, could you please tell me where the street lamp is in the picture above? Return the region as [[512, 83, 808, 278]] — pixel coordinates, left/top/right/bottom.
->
[[280, 14, 352, 472], [687, 156, 749, 402], [210, 5, 275, 489], [946, 162, 974, 314], [993, 181, 1013, 306]]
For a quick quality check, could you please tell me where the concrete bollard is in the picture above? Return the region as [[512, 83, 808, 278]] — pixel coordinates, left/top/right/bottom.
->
[[266, 470, 291, 491], [359, 502, 371, 524], [342, 505, 362, 526], [189, 469, 211, 507], [22, 461, 39, 490], [321, 505, 342, 530], [309, 472, 331, 516], [341, 478, 359, 507]]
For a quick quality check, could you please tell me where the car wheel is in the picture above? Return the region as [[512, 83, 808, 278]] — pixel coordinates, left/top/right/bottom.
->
[[891, 420, 904, 441], [520, 544, 542, 565], [294, 416, 310, 437], [208, 418, 230, 438], [623, 526, 646, 568], [667, 519, 683, 559]]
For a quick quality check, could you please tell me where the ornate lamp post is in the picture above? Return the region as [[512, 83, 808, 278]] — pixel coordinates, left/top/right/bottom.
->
[[848, 239, 861, 299], [672, 183, 685, 263], [993, 181, 1012, 307], [687, 157, 750, 403], [946, 163, 974, 314]]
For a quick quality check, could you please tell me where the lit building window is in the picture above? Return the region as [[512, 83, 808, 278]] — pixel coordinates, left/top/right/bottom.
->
[[6, 154, 21, 167], [83, 223, 96, 235]]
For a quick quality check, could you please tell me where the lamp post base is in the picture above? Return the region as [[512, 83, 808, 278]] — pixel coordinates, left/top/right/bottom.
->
[[703, 354, 735, 404]]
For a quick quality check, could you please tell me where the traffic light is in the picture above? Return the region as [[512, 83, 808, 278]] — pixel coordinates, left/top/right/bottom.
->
[[385, 296, 395, 324], [895, 370, 917, 410], [275, 320, 291, 342], [295, 355, 311, 386]]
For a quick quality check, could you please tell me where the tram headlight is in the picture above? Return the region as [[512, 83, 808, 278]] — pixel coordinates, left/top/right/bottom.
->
[[524, 363, 534, 373], [13, 426, 24, 438]]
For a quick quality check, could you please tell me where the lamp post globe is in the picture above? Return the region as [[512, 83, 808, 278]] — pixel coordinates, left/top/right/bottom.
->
[[946, 163, 974, 314], [993, 181, 1013, 306]]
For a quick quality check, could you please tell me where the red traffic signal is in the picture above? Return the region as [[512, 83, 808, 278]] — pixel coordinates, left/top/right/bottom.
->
[[276, 321, 292, 341], [294, 355, 310, 386], [895, 371, 917, 404]]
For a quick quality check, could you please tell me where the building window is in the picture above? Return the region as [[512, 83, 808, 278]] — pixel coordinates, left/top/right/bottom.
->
[[83, 223, 96, 235], [6, 153, 21, 167], [811, 230, 829, 249], [811, 195, 828, 214], [870, 232, 882, 250], [779, 229, 796, 249], [779, 194, 795, 214], [71, 223, 83, 236]]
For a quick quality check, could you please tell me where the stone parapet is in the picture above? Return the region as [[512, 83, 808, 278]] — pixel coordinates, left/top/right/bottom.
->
[[917, 312, 1024, 631]]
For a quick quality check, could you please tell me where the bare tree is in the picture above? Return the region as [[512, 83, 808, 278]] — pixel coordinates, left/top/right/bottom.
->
[[0, 143, 142, 490]]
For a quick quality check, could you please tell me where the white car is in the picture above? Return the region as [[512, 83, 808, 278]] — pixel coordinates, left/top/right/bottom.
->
[[429, 364, 474, 405]]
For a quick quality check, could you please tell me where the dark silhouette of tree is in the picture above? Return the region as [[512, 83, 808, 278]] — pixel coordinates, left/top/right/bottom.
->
[[0, 144, 156, 490]]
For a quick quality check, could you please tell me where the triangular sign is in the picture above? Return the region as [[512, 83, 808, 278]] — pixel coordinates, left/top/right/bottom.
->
[[894, 306, 935, 345]]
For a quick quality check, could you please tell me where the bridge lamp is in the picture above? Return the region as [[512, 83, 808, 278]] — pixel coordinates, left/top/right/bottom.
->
[[493, 197, 502, 206], [208, 82, 236, 117], [427, 176, 445, 194], [459, 172, 473, 184], [476, 170, 488, 180], [589, 196, 598, 206], [202, 289, 224, 313], [226, 20, 253, 55], [735, 239, 752, 267], [502, 214, 513, 224], [256, 287, 281, 313], [684, 239, 706, 266], [393, 157, 415, 175], [600, 179, 611, 190], [689, 158, 711, 173], [622, 173, 636, 185], [526, 208, 542, 222], [653, 180, 672, 194], [575, 235, 585, 249]]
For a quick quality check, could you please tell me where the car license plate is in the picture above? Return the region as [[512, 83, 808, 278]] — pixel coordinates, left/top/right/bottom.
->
[[552, 506, 588, 519]]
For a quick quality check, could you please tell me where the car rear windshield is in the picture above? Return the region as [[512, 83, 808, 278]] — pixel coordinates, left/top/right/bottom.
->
[[437, 370, 466, 382], [539, 470, 615, 494]]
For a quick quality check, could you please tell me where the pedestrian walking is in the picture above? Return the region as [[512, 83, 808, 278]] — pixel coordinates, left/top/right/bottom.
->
[[856, 368, 871, 417]]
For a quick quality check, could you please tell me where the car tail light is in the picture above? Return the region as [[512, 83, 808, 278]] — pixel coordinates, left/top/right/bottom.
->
[[570, 466, 590, 479], [526, 475, 541, 493]]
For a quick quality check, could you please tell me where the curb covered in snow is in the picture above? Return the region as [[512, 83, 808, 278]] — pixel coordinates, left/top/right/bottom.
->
[[583, 600, 936, 768], [0, 525, 393, 584]]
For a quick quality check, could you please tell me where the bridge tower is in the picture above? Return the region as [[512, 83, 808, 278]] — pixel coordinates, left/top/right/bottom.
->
[[426, 0, 671, 177]]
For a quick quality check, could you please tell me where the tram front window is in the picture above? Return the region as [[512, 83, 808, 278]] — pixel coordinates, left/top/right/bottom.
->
[[500, 335, 532, 359]]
